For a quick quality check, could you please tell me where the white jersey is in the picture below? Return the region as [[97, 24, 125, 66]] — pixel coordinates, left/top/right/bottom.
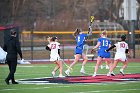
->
[[114, 41, 128, 61], [48, 42, 60, 61]]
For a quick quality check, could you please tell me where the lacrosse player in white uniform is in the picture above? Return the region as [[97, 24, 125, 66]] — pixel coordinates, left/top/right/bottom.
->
[[46, 36, 64, 77], [105, 35, 129, 76]]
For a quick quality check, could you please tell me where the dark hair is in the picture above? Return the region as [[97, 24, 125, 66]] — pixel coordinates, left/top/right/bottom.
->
[[121, 34, 126, 41], [10, 29, 16, 35], [51, 36, 58, 41], [73, 28, 81, 37]]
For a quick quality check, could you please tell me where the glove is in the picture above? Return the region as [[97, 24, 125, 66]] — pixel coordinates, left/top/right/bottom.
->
[[91, 49, 95, 53], [89, 25, 92, 29]]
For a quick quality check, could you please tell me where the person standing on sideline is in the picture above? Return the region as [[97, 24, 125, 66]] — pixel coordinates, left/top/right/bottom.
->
[[46, 36, 64, 77], [91, 30, 112, 77], [106, 35, 129, 76], [65, 25, 92, 76], [3, 29, 22, 85]]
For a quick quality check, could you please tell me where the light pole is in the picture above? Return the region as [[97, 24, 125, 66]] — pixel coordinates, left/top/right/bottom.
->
[[124, 0, 137, 58]]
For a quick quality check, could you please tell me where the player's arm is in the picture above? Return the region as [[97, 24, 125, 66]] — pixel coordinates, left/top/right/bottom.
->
[[3, 43, 7, 52], [125, 49, 129, 53], [126, 49, 131, 58], [91, 41, 100, 52], [106, 45, 116, 52], [46, 46, 51, 51], [46, 36, 52, 51], [58, 43, 60, 55], [16, 40, 23, 59], [58, 49, 60, 55], [87, 25, 92, 36], [47, 36, 52, 43], [125, 44, 129, 54], [93, 42, 100, 49]]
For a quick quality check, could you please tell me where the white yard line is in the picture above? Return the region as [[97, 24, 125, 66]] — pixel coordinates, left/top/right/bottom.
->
[[0, 85, 87, 91], [0, 85, 140, 92], [86, 65, 140, 68], [71, 88, 140, 93]]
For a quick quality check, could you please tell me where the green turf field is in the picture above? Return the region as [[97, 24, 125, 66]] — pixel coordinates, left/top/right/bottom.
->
[[0, 62, 140, 93]]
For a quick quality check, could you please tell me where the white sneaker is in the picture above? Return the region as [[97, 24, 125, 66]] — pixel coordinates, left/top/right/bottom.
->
[[107, 72, 115, 76], [120, 70, 124, 76], [92, 73, 96, 77], [65, 70, 70, 76], [111, 72, 115, 76], [51, 71, 55, 77], [59, 74, 65, 78], [107, 72, 111, 76], [80, 68, 85, 74]]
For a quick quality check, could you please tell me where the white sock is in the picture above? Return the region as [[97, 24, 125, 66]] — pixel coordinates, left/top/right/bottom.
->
[[81, 66, 84, 69], [52, 71, 55, 73], [59, 74, 62, 76], [120, 69, 123, 72]]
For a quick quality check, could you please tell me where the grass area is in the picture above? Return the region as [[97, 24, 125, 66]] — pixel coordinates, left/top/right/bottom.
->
[[0, 62, 140, 93], [22, 48, 140, 60]]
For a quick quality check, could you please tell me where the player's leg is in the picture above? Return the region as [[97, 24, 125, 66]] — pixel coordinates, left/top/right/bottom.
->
[[51, 61, 60, 77], [107, 60, 119, 76], [105, 58, 112, 69], [80, 53, 88, 74], [105, 61, 109, 69], [120, 60, 128, 76], [99, 61, 103, 69], [56, 60, 64, 77], [105, 52, 111, 69], [92, 56, 102, 77], [65, 54, 81, 76], [70, 54, 81, 68]]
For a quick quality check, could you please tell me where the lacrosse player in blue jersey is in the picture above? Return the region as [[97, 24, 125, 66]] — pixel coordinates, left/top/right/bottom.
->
[[91, 31, 112, 77], [65, 26, 92, 76]]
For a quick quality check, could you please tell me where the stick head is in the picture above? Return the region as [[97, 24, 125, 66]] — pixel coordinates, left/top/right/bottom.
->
[[90, 16, 94, 23]]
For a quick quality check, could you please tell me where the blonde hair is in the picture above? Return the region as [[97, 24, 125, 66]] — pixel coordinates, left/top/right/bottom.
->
[[101, 30, 107, 36], [73, 28, 82, 37]]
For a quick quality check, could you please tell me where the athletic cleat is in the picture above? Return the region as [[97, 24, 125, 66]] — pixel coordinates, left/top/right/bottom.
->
[[107, 72, 115, 76], [111, 72, 115, 76], [58, 74, 65, 78], [51, 71, 55, 77], [65, 70, 70, 76], [120, 71, 125, 76]]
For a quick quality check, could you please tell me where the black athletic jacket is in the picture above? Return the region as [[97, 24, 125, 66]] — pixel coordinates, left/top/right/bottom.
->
[[3, 36, 22, 59]]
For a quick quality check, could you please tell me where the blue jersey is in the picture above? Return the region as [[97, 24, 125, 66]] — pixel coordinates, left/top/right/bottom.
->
[[75, 33, 87, 54], [97, 37, 111, 58]]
